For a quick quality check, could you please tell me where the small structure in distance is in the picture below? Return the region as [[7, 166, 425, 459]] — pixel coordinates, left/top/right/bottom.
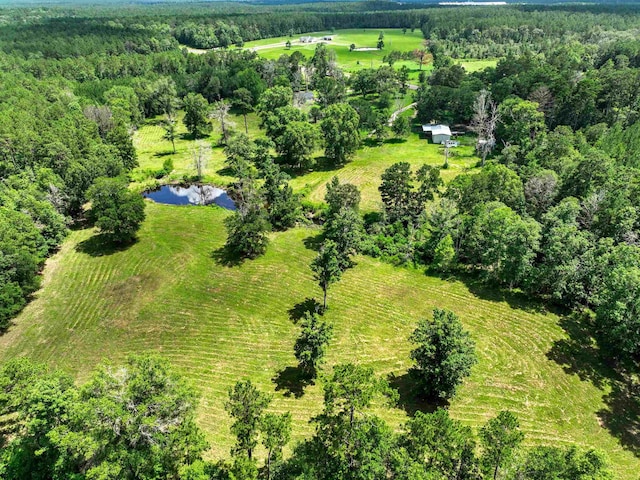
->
[[422, 124, 452, 144]]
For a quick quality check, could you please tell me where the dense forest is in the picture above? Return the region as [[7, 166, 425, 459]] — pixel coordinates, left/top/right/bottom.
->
[[2, 1, 640, 478]]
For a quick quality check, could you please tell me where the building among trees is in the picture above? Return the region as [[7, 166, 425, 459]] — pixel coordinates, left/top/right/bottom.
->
[[422, 124, 452, 144]]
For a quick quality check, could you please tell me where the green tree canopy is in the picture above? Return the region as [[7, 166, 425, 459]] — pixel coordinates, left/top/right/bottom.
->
[[294, 311, 333, 377], [87, 176, 146, 243], [225, 380, 272, 460], [409, 308, 477, 400], [182, 92, 211, 138], [321, 103, 361, 165], [480, 410, 524, 480], [310, 240, 343, 311]]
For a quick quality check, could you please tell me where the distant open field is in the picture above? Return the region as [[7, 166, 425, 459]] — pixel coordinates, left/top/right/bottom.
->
[[242, 28, 429, 80], [0, 202, 637, 477], [238, 29, 497, 79], [186, 29, 496, 81], [456, 58, 499, 72]]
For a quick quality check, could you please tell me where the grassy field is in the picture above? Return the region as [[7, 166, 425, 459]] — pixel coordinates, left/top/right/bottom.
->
[[456, 58, 499, 73], [242, 29, 428, 79], [133, 109, 479, 211], [0, 203, 637, 477]]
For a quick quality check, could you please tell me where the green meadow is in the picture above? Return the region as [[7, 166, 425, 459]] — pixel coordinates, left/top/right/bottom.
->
[[0, 104, 637, 478], [239, 29, 498, 79], [131, 109, 479, 211], [243, 28, 429, 79], [1, 202, 637, 477], [0, 26, 633, 479]]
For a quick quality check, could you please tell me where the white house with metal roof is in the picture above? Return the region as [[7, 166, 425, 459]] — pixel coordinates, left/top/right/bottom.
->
[[422, 124, 452, 144]]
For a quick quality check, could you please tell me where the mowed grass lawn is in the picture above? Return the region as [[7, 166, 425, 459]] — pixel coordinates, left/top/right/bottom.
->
[[244, 28, 428, 76], [0, 203, 638, 477], [133, 110, 479, 211]]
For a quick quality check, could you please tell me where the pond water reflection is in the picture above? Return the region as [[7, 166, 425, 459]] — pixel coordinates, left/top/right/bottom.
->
[[143, 184, 235, 210]]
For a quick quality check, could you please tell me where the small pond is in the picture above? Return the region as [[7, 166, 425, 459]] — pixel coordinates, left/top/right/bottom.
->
[[143, 184, 236, 210]]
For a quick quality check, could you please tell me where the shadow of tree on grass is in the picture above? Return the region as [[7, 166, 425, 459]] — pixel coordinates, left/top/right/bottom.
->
[[216, 166, 235, 177], [303, 234, 324, 252], [457, 272, 552, 316], [546, 313, 614, 390], [272, 366, 314, 399], [75, 234, 137, 257], [598, 382, 640, 457], [280, 156, 342, 180], [211, 245, 244, 267], [547, 312, 640, 457], [153, 150, 174, 158], [388, 372, 444, 417], [288, 297, 322, 324], [383, 138, 407, 145]]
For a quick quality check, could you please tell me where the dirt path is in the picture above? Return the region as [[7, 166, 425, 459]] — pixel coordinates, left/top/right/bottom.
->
[[388, 101, 417, 125]]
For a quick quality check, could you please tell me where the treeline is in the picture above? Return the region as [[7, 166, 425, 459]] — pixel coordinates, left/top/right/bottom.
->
[[418, 45, 640, 130], [0, 71, 140, 328], [422, 5, 640, 59], [361, 44, 640, 374], [7, 3, 640, 54], [0, 354, 614, 480]]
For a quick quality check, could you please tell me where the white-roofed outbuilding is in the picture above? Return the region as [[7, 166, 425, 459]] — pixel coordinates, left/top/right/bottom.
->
[[422, 124, 452, 144]]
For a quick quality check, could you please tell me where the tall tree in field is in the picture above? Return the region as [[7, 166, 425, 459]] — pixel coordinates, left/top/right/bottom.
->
[[161, 112, 177, 153], [233, 88, 254, 134], [294, 311, 333, 377], [409, 308, 477, 400], [260, 413, 292, 480], [225, 380, 271, 460], [323, 206, 364, 270], [262, 159, 300, 231], [310, 43, 333, 86], [480, 411, 524, 480], [183, 93, 211, 138], [210, 100, 233, 144], [87, 177, 145, 244], [379, 162, 442, 226], [413, 48, 428, 70], [190, 140, 210, 180], [224, 177, 271, 259], [392, 115, 411, 139], [277, 121, 319, 170], [325, 176, 361, 218], [322, 363, 397, 429], [311, 240, 342, 311], [470, 89, 499, 166], [321, 103, 360, 164], [224, 133, 255, 178]]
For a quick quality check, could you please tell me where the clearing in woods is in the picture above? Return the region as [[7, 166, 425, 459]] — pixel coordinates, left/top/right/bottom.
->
[[0, 202, 638, 478], [243, 29, 429, 79], [132, 110, 480, 211]]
